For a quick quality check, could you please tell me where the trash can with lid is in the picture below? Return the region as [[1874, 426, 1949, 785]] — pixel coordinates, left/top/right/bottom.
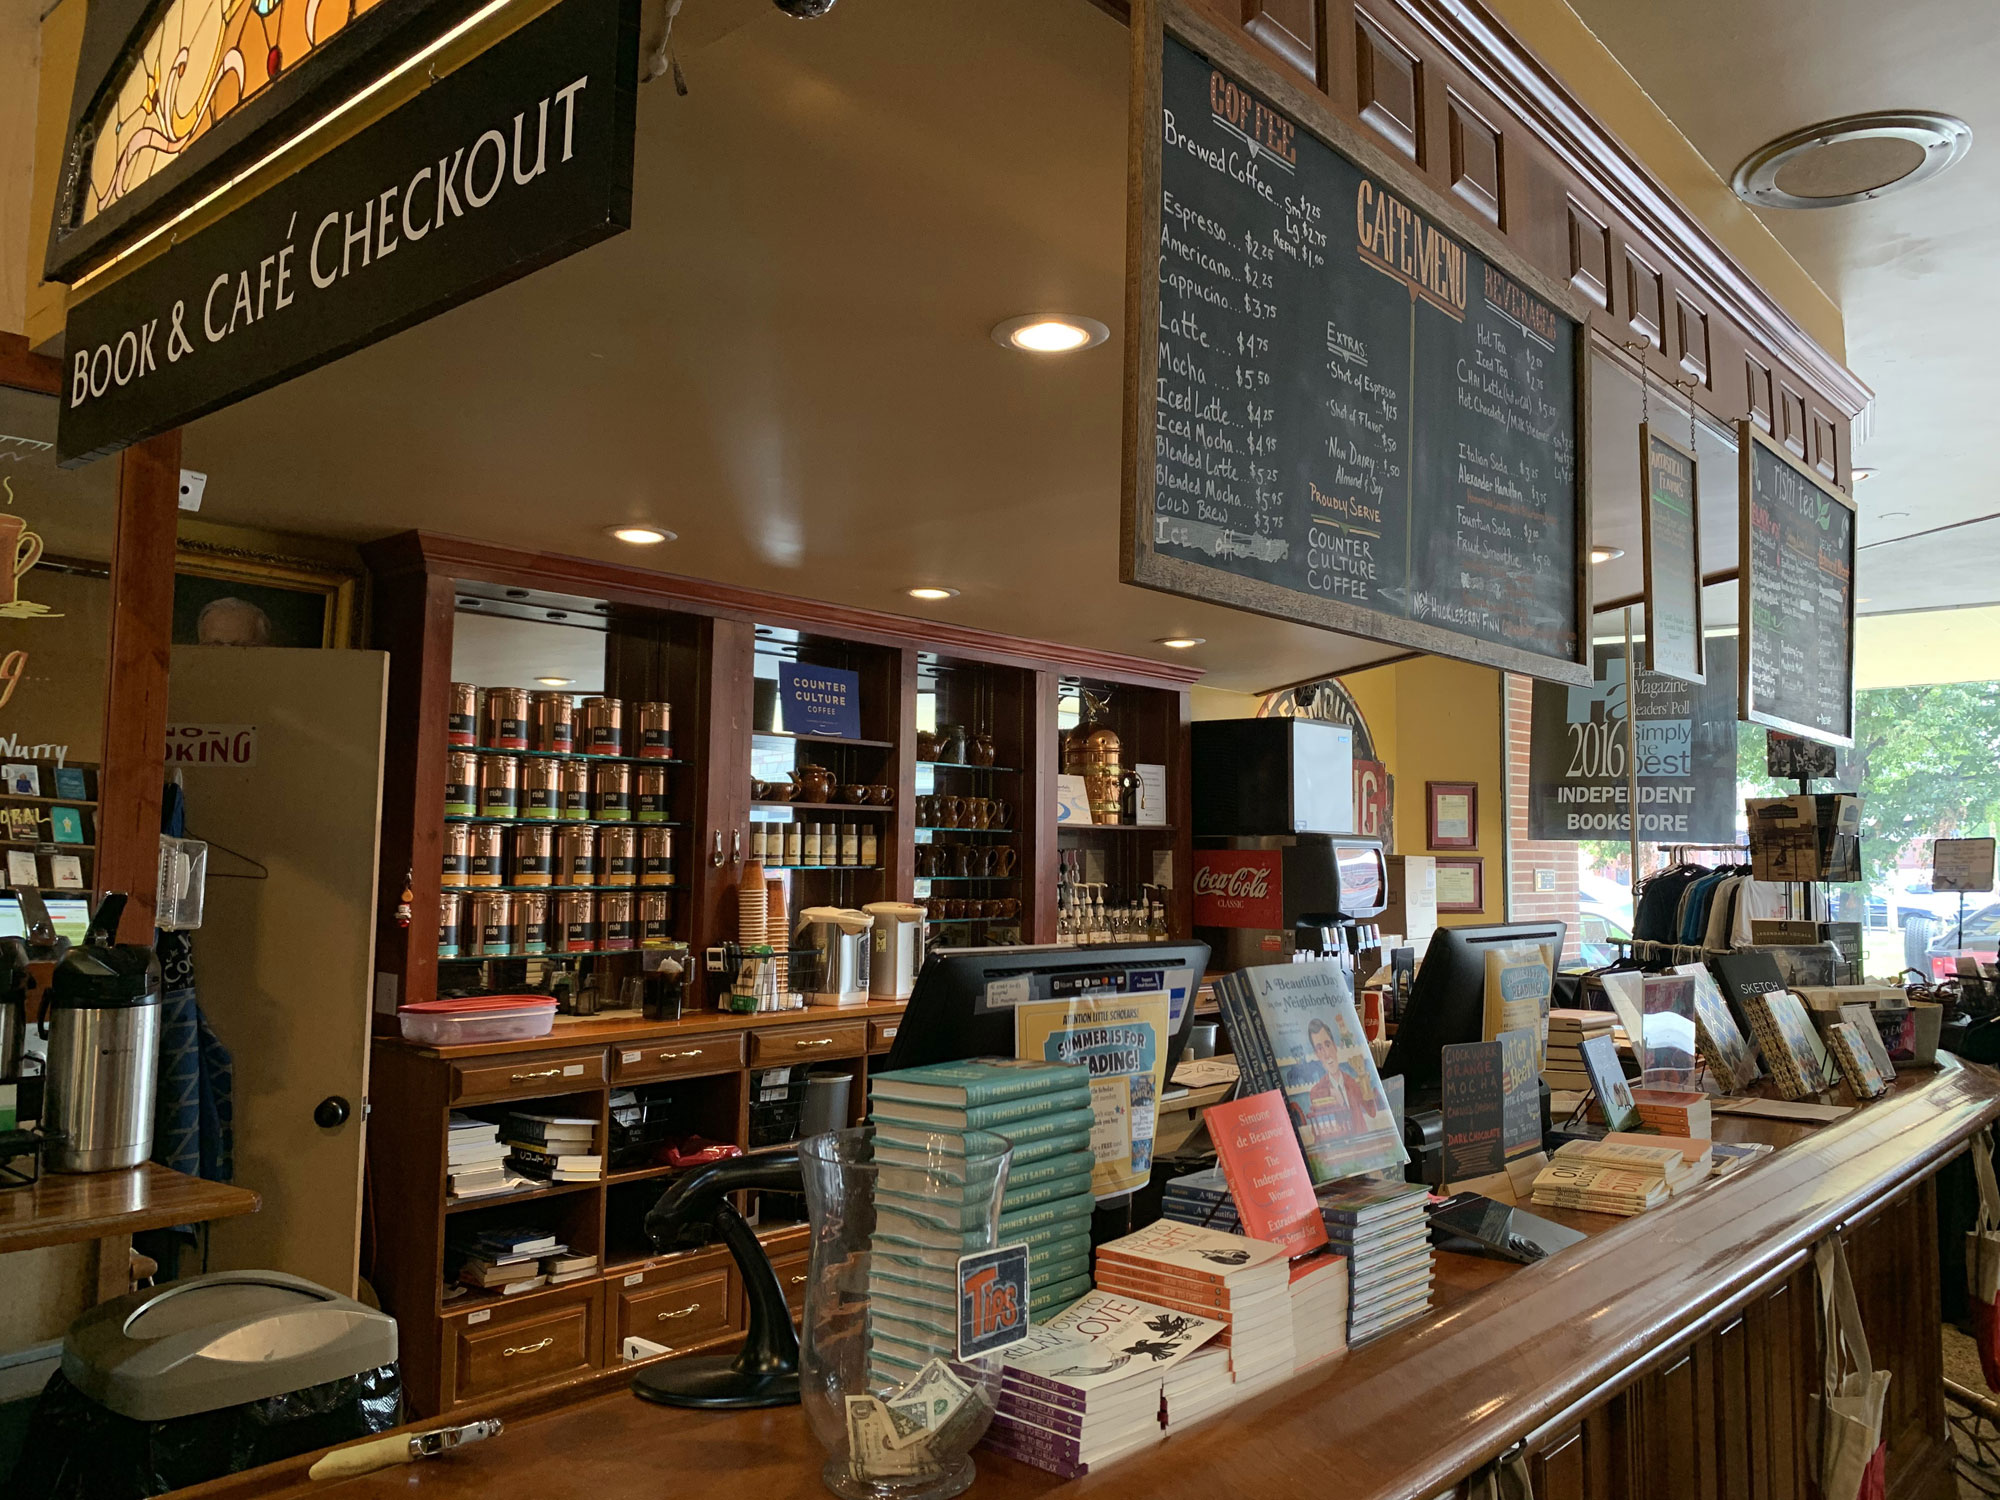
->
[[8, 1270, 402, 1500]]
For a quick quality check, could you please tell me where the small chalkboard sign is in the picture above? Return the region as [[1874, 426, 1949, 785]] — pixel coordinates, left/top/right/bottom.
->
[[1640, 424, 1703, 684], [1738, 423, 1856, 746], [1121, 1, 1592, 686]]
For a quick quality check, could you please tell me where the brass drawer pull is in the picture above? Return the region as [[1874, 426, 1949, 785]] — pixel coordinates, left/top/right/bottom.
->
[[794, 1038, 834, 1049], [660, 1049, 706, 1060], [656, 1303, 701, 1321], [502, 1337, 554, 1358], [788, 1274, 806, 1285], [508, 1067, 562, 1082]]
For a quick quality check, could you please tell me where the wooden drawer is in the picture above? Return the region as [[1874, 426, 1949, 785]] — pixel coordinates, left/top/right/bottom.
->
[[615, 1267, 736, 1352], [869, 1019, 901, 1054], [611, 1032, 746, 1083], [769, 1250, 810, 1319], [450, 1286, 600, 1403], [451, 1048, 604, 1102], [748, 1021, 867, 1067]]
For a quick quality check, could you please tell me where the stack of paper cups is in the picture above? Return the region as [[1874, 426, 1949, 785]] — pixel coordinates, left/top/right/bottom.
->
[[766, 877, 789, 1000], [738, 859, 767, 949]]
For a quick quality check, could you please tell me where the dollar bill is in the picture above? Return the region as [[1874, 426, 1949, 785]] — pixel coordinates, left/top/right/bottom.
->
[[884, 1358, 973, 1448], [844, 1395, 928, 1479]]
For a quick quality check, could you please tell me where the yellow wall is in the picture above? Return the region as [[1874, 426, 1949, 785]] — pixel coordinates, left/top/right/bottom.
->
[[1190, 685, 1260, 720], [1346, 657, 1504, 926]]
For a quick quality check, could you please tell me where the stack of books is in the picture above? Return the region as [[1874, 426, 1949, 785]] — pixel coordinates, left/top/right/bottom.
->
[[505, 1111, 601, 1182], [452, 1226, 563, 1296], [864, 1060, 1093, 1385], [1543, 1010, 1617, 1091], [1286, 1249, 1350, 1366], [1159, 1347, 1234, 1432], [982, 1326, 1167, 1476], [1825, 1020, 1893, 1100], [447, 1113, 525, 1200], [983, 1287, 1226, 1475], [1624, 1088, 1712, 1139], [543, 1250, 599, 1286], [1158, 1166, 1239, 1232], [1092, 1223, 1294, 1391], [869, 1059, 1096, 1329], [1318, 1180, 1432, 1344], [1530, 1135, 1712, 1215], [1739, 990, 1836, 1100]]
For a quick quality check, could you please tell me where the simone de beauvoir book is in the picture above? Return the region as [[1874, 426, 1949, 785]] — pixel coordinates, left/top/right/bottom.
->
[[1218, 963, 1408, 1185]]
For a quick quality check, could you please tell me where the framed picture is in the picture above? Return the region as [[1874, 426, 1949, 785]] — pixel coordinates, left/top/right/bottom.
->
[[173, 542, 360, 649], [1435, 856, 1485, 914], [1426, 781, 1479, 850]]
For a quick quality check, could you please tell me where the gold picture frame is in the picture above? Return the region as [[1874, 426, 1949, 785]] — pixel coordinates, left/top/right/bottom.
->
[[173, 541, 361, 649]]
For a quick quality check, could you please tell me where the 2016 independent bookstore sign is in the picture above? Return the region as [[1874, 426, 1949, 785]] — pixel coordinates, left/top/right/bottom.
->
[[57, 0, 636, 465]]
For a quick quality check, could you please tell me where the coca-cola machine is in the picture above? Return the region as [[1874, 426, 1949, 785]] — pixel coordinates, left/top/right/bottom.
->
[[1191, 719, 1386, 981]]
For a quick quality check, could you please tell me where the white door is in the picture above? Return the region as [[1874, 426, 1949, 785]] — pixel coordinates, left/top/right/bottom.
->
[[167, 646, 388, 1295]]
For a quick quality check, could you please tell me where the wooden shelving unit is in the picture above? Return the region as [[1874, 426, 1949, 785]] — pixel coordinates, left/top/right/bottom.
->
[[361, 531, 1201, 1416]]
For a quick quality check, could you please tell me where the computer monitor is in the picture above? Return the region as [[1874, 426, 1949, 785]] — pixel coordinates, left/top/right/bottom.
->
[[883, 941, 1211, 1078], [1380, 921, 1565, 1093], [0, 894, 91, 946]]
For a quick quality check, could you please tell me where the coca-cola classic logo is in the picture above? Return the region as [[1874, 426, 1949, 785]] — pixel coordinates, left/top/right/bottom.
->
[[1192, 865, 1270, 899]]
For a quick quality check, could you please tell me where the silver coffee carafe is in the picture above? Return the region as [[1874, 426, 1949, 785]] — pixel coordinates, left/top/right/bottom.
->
[[42, 894, 163, 1173]]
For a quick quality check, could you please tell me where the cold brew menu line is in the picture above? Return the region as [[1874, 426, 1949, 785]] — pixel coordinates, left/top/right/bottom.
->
[[1740, 428, 1855, 745], [1132, 31, 1584, 680]]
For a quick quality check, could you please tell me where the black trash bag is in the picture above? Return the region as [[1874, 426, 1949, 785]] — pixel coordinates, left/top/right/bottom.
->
[[7, 1364, 402, 1500]]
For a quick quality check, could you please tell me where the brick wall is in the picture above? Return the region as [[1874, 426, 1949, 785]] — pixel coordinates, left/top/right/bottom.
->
[[1503, 673, 1583, 960]]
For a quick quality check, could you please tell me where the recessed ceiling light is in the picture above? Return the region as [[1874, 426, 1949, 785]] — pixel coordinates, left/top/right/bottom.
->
[[991, 315, 1110, 353], [1157, 637, 1206, 649], [1589, 546, 1626, 564], [908, 587, 960, 601], [1732, 111, 1971, 209], [607, 524, 675, 545], [536, 676, 573, 686]]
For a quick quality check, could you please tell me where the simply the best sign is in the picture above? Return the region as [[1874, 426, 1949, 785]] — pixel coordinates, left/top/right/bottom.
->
[[57, 0, 637, 465]]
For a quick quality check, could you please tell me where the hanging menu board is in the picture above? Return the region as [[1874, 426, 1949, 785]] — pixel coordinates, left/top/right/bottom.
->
[[1640, 425, 1704, 684], [1121, 6, 1591, 685], [1738, 423, 1856, 745]]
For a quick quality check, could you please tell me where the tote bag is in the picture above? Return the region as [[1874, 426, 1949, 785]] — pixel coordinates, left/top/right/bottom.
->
[[1812, 1236, 1891, 1500], [1966, 1127, 2000, 1388]]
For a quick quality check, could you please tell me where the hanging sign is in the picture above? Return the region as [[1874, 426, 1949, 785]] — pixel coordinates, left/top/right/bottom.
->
[[778, 662, 860, 740], [1640, 424, 1703, 684], [1738, 424, 1856, 745], [56, 0, 637, 465], [1934, 838, 1997, 896], [1121, 4, 1592, 685], [1527, 642, 1737, 842]]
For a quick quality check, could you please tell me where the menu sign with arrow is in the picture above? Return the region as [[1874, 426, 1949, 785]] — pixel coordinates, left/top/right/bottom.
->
[[1738, 424, 1856, 746], [1120, 3, 1592, 685], [1640, 424, 1703, 684]]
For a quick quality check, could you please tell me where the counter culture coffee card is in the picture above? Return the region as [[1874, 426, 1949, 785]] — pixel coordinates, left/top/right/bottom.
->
[[1206, 1089, 1328, 1257]]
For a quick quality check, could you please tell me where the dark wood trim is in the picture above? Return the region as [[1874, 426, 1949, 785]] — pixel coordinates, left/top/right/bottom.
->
[[362, 532, 1203, 693], [96, 429, 180, 937], [0, 332, 61, 395]]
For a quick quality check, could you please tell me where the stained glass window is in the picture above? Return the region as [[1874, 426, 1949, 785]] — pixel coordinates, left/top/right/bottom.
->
[[84, 0, 387, 224]]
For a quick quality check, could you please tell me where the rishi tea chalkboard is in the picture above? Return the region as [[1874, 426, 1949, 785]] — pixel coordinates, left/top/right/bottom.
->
[[1640, 424, 1704, 684], [1738, 423, 1856, 746], [1120, 1, 1592, 685]]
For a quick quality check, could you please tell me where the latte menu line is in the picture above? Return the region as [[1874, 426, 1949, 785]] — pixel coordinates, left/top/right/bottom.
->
[[1121, 0, 1592, 685]]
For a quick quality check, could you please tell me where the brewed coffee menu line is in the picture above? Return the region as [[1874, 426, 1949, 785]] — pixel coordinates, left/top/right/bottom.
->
[[1133, 29, 1585, 682]]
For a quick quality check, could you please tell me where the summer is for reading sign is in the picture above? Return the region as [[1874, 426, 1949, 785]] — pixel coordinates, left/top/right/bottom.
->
[[1015, 993, 1169, 1199]]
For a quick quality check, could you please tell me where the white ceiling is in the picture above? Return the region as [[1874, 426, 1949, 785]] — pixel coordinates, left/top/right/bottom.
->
[[1566, 0, 2000, 621], [173, 0, 1988, 692]]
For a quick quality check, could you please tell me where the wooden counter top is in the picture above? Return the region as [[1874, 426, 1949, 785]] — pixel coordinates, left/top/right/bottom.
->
[[0, 1162, 261, 1255], [181, 1057, 2000, 1500], [380, 1001, 910, 1060]]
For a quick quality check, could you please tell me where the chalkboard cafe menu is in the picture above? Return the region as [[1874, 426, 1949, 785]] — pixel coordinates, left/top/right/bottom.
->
[[1139, 35, 1582, 675], [1741, 431, 1856, 744]]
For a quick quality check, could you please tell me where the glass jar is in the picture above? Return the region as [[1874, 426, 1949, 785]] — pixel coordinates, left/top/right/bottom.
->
[[799, 1127, 1010, 1500]]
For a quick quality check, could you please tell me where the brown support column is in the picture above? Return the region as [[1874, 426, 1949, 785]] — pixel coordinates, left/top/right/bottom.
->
[[96, 430, 181, 938]]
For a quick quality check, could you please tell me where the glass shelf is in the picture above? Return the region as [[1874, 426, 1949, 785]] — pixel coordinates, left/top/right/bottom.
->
[[439, 947, 662, 962], [752, 801, 894, 814], [918, 763, 1019, 774], [446, 884, 680, 895], [914, 825, 1014, 835], [446, 816, 687, 828], [456, 745, 687, 767], [753, 731, 894, 749], [917, 874, 1021, 883]]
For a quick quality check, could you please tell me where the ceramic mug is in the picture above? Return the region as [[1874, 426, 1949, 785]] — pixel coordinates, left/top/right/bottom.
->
[[993, 898, 1019, 919], [968, 798, 991, 830], [868, 784, 894, 806], [951, 844, 977, 877], [914, 794, 935, 826], [939, 795, 965, 829], [988, 799, 1012, 829], [841, 783, 872, 805]]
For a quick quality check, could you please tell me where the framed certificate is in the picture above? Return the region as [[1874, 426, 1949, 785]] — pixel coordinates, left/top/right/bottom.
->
[[1427, 782, 1479, 850], [1435, 856, 1485, 914]]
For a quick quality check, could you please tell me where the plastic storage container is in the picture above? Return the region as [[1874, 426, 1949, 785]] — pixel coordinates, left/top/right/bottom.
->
[[397, 995, 557, 1046]]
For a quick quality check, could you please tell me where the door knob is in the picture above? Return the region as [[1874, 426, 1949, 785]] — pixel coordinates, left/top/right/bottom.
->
[[314, 1096, 352, 1129]]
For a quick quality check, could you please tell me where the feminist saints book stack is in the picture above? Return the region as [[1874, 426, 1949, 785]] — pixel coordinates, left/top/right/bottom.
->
[[865, 1058, 1095, 1380]]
